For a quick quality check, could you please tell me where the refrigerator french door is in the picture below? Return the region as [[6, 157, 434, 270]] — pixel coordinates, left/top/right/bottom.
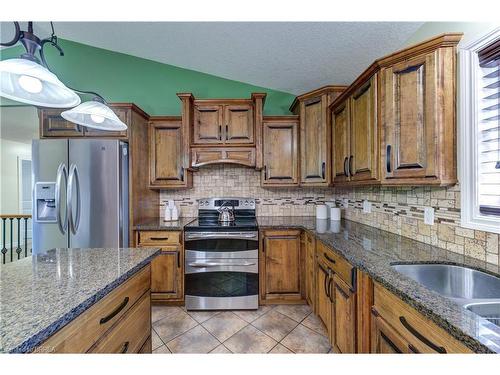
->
[[32, 139, 129, 254]]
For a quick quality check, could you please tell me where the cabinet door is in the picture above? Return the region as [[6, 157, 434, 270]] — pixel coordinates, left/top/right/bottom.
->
[[39, 109, 84, 137], [149, 119, 189, 188], [381, 52, 438, 182], [224, 104, 254, 144], [350, 75, 378, 182], [371, 311, 410, 354], [300, 96, 329, 185], [83, 107, 129, 138], [331, 275, 356, 353], [193, 105, 223, 144], [332, 100, 350, 184], [316, 262, 332, 336], [262, 118, 298, 185], [150, 246, 183, 299], [261, 230, 303, 302], [305, 232, 316, 309]]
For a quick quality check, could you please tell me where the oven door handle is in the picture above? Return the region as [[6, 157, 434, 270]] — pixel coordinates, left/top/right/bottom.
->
[[185, 232, 258, 240], [188, 261, 257, 267]]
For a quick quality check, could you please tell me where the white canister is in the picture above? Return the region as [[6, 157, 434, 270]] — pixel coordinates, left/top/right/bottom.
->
[[316, 204, 328, 220], [330, 207, 341, 221], [316, 218, 328, 234], [164, 206, 172, 221], [325, 202, 335, 218]]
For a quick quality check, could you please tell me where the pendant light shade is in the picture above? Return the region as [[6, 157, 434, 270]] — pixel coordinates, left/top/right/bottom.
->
[[0, 58, 81, 108], [61, 100, 128, 131]]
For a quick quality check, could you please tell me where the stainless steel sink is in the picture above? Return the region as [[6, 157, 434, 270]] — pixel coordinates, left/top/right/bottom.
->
[[391, 263, 500, 300], [465, 302, 500, 326], [391, 263, 500, 327]]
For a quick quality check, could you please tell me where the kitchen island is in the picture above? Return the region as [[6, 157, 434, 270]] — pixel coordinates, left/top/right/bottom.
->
[[0, 247, 160, 353]]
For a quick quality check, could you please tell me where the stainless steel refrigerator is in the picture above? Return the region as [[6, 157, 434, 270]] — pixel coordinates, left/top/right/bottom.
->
[[32, 139, 129, 254]]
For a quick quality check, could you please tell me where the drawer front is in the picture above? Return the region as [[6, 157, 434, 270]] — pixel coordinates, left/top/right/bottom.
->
[[317, 241, 355, 289], [42, 266, 151, 353], [138, 231, 181, 246], [373, 283, 472, 353], [89, 292, 151, 353]]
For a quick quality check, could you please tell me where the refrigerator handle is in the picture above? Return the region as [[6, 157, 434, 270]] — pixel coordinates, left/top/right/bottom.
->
[[67, 163, 81, 235], [55, 163, 68, 235]]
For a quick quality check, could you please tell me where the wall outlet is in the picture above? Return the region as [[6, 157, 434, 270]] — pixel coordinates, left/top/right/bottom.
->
[[424, 207, 435, 225], [343, 198, 349, 208], [363, 200, 372, 214]]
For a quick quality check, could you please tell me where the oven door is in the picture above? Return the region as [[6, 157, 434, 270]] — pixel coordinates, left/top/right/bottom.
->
[[184, 231, 258, 259], [185, 258, 258, 310]]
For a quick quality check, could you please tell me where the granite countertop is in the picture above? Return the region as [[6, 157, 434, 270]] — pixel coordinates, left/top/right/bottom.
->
[[0, 247, 160, 353], [257, 216, 500, 353], [133, 217, 195, 231]]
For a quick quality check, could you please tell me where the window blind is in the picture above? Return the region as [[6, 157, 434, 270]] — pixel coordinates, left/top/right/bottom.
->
[[478, 40, 500, 216]]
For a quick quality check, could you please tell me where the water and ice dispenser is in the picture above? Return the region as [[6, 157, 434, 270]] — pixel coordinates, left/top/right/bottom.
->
[[34, 182, 57, 222]]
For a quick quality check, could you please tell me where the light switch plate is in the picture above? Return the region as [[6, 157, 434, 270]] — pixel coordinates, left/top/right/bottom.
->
[[424, 207, 435, 225], [363, 200, 372, 214]]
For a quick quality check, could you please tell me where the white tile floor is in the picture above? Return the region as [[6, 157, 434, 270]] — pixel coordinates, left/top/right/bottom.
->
[[151, 304, 332, 354]]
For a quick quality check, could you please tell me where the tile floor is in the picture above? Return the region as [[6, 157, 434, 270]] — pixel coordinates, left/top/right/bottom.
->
[[151, 304, 332, 354]]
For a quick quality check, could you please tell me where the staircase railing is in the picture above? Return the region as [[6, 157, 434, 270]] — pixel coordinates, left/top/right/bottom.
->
[[1, 214, 32, 264]]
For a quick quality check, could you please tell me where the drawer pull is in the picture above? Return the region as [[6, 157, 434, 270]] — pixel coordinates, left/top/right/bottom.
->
[[408, 344, 421, 354], [324, 254, 336, 264], [327, 274, 334, 303], [120, 341, 130, 354], [99, 297, 129, 325], [380, 332, 402, 354], [150, 237, 169, 241], [398, 316, 447, 353]]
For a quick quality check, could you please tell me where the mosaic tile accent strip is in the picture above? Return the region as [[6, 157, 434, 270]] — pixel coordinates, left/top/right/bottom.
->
[[333, 184, 499, 265]]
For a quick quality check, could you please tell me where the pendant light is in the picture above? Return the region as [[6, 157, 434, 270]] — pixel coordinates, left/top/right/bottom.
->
[[0, 22, 127, 131], [61, 97, 127, 131], [0, 22, 80, 108]]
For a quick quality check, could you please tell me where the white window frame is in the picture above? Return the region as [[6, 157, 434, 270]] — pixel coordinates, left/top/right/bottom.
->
[[460, 27, 500, 234]]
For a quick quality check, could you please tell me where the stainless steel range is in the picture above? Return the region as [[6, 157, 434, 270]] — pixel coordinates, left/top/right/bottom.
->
[[184, 198, 258, 310]]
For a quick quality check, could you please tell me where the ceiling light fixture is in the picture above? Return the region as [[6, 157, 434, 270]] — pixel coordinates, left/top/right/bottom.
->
[[0, 22, 127, 131]]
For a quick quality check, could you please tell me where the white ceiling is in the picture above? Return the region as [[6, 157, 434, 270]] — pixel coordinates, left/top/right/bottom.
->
[[1, 22, 423, 94], [0, 106, 39, 143]]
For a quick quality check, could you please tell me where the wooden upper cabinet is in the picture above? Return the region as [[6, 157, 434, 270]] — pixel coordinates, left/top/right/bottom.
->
[[261, 116, 299, 186], [332, 100, 350, 184], [191, 100, 255, 146], [149, 117, 192, 189], [291, 86, 346, 186], [193, 104, 223, 144], [331, 74, 378, 186], [39, 104, 134, 139], [350, 75, 378, 182], [380, 35, 460, 186], [302, 97, 327, 184], [39, 108, 85, 137], [224, 104, 254, 144], [260, 229, 304, 304]]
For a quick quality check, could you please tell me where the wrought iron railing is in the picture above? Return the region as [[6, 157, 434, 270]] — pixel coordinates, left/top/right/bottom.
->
[[1, 214, 32, 264]]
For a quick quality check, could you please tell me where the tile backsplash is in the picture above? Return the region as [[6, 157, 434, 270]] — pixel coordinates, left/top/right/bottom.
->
[[159, 165, 335, 217], [160, 164, 499, 265]]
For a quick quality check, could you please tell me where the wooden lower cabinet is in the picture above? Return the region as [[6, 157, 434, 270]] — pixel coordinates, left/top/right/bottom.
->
[[260, 229, 305, 304], [371, 283, 472, 353], [136, 230, 184, 303], [316, 260, 333, 335], [331, 275, 356, 353], [38, 266, 151, 353], [304, 231, 316, 309]]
